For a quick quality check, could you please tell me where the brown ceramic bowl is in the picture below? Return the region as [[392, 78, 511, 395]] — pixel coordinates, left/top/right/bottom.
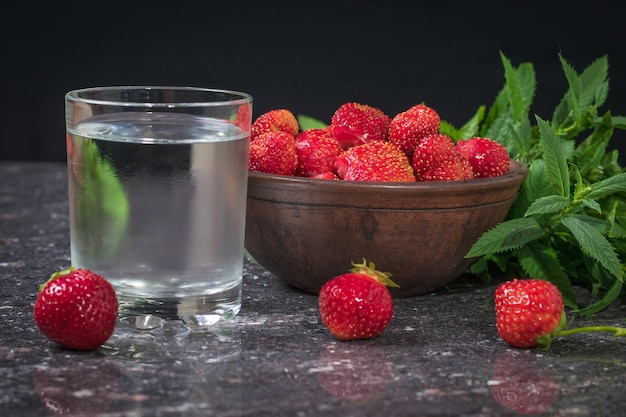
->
[[245, 160, 527, 297]]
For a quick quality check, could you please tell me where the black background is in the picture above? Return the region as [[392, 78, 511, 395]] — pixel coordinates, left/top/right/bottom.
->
[[2, 0, 625, 162]]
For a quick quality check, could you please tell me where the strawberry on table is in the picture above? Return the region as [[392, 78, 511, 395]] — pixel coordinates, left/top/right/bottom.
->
[[295, 128, 343, 178], [248, 130, 298, 175], [319, 259, 398, 341], [334, 141, 416, 182], [456, 136, 510, 178], [33, 267, 118, 351], [251, 109, 299, 139], [329, 102, 392, 149], [412, 133, 474, 181], [495, 279, 565, 349], [388, 103, 441, 157], [494, 278, 626, 349]]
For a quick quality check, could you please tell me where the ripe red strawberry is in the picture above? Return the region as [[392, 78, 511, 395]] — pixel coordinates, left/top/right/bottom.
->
[[251, 109, 299, 139], [312, 172, 338, 180], [248, 130, 298, 175], [412, 133, 474, 181], [334, 141, 416, 182], [295, 128, 343, 178], [329, 102, 392, 149], [34, 267, 118, 350], [456, 137, 510, 178], [496, 278, 626, 349], [494, 279, 566, 349], [318, 259, 398, 341], [388, 104, 441, 157]]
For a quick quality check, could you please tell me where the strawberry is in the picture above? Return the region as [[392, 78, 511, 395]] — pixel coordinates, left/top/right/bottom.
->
[[456, 137, 510, 178], [33, 267, 118, 350], [312, 172, 338, 180], [388, 104, 441, 157], [329, 102, 392, 149], [251, 109, 299, 139], [496, 278, 626, 349], [318, 259, 398, 341], [494, 279, 566, 349], [334, 141, 416, 182], [248, 130, 298, 175], [412, 133, 474, 181], [418, 156, 474, 181], [295, 128, 343, 178]]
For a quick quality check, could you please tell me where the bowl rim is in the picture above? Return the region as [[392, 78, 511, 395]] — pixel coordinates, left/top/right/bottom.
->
[[247, 160, 528, 209], [249, 160, 526, 188]]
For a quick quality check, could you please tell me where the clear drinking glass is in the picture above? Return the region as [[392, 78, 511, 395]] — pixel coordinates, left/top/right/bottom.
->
[[65, 86, 252, 333]]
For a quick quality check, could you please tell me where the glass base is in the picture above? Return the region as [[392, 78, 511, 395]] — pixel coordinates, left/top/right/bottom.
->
[[99, 285, 242, 364], [100, 319, 241, 365], [115, 284, 241, 330]]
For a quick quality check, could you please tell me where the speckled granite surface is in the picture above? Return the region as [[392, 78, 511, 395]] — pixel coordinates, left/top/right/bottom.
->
[[1, 162, 625, 417]]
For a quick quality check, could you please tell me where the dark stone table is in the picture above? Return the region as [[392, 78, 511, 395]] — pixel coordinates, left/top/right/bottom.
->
[[1, 162, 625, 417]]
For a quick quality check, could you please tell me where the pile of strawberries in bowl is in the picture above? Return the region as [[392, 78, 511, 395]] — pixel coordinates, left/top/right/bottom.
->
[[247, 102, 511, 183], [244, 102, 527, 297]]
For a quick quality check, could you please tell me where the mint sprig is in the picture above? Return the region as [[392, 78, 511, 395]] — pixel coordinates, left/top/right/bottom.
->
[[461, 52, 626, 316]]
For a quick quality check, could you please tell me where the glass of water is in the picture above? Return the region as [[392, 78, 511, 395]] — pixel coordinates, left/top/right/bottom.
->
[[65, 86, 252, 335]]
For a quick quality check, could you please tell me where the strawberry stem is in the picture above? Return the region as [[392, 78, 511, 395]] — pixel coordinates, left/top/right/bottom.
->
[[557, 326, 626, 338], [39, 266, 76, 292], [349, 259, 400, 288]]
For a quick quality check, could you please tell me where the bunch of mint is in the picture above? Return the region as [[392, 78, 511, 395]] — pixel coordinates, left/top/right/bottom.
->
[[444, 52, 626, 315]]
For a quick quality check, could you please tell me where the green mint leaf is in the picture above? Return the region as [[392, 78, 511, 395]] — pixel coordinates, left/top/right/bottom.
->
[[537, 116, 570, 197], [574, 277, 623, 317], [585, 172, 626, 200], [466, 217, 545, 258], [500, 52, 536, 120], [578, 198, 602, 214], [551, 91, 573, 130], [518, 243, 577, 309], [570, 213, 609, 231], [297, 114, 327, 130], [579, 54, 609, 109], [482, 88, 508, 137], [559, 54, 583, 121], [560, 215, 622, 279], [611, 115, 626, 129], [574, 112, 614, 179], [482, 54, 534, 144], [524, 195, 571, 217], [608, 201, 626, 239], [501, 52, 525, 121], [512, 159, 551, 217], [439, 120, 461, 140], [484, 109, 512, 146], [457, 105, 486, 139], [508, 118, 533, 160]]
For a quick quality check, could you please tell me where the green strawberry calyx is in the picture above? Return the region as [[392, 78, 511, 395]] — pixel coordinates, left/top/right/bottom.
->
[[38, 266, 77, 293], [536, 310, 626, 350], [349, 259, 400, 288]]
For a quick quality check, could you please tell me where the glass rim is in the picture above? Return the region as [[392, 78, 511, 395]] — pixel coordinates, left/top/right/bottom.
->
[[65, 86, 252, 108]]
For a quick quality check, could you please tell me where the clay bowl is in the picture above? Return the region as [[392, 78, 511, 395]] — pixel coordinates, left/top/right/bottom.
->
[[245, 160, 527, 297]]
